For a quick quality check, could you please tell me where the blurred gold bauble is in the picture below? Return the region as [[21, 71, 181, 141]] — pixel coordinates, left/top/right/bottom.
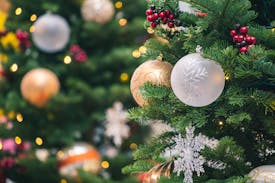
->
[[57, 142, 102, 177], [130, 60, 173, 106], [20, 68, 60, 108], [81, 0, 114, 24], [0, 0, 11, 14], [143, 161, 173, 183], [248, 165, 275, 183]]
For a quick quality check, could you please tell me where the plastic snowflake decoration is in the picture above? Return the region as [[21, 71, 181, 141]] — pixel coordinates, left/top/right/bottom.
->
[[167, 125, 225, 183], [105, 102, 130, 147]]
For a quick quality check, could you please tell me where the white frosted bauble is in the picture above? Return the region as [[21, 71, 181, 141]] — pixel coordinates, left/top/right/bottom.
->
[[248, 165, 275, 183], [171, 53, 225, 107], [32, 13, 70, 53], [81, 0, 114, 24]]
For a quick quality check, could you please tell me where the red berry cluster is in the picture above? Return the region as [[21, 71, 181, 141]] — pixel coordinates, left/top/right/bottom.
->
[[146, 5, 181, 29], [230, 24, 256, 53], [70, 45, 88, 62], [16, 29, 31, 51]]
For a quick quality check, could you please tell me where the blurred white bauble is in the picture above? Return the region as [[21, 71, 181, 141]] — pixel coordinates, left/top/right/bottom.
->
[[32, 13, 70, 53], [171, 53, 225, 107], [81, 0, 115, 24], [248, 165, 275, 183], [35, 149, 50, 162]]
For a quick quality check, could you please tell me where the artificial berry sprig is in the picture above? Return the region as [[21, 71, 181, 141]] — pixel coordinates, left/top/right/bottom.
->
[[230, 24, 256, 53], [146, 5, 182, 29]]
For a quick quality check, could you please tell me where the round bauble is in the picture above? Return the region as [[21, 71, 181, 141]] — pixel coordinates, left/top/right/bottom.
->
[[130, 60, 173, 106], [248, 165, 275, 183], [57, 142, 101, 177], [171, 53, 225, 107], [143, 161, 173, 183], [81, 0, 114, 24], [32, 13, 70, 53], [20, 68, 60, 108]]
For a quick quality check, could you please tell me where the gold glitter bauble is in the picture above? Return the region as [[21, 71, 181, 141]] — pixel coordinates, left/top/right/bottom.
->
[[143, 161, 174, 183], [248, 165, 275, 183], [57, 142, 102, 177], [81, 0, 114, 24], [130, 60, 173, 106], [20, 68, 60, 108]]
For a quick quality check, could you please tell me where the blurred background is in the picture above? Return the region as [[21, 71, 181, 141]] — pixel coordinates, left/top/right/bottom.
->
[[0, 0, 153, 182]]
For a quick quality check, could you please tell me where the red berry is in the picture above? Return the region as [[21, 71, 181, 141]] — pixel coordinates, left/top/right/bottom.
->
[[233, 35, 239, 42], [245, 36, 252, 44], [168, 22, 174, 28], [153, 13, 159, 19], [251, 36, 256, 44], [169, 14, 175, 20], [197, 12, 207, 17], [240, 26, 248, 34], [151, 22, 157, 28], [238, 35, 244, 42], [146, 9, 153, 16], [230, 30, 237, 37], [159, 12, 166, 18], [165, 10, 171, 16], [162, 17, 168, 24], [147, 15, 154, 22], [240, 47, 248, 53]]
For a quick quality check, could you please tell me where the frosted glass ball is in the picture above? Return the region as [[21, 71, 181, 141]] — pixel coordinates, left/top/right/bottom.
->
[[81, 0, 114, 24], [248, 165, 275, 183], [32, 13, 70, 53], [171, 53, 225, 107]]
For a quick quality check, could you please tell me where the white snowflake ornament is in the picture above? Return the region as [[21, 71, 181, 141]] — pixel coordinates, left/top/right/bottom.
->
[[167, 125, 225, 183], [105, 102, 130, 147]]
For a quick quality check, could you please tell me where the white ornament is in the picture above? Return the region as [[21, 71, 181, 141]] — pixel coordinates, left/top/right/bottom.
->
[[32, 13, 70, 53], [167, 125, 224, 183], [171, 53, 225, 107], [35, 149, 50, 162], [81, 0, 114, 24], [248, 165, 275, 183], [105, 102, 130, 147]]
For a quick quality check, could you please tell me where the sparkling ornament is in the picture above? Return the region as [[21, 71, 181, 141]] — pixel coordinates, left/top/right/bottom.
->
[[171, 52, 225, 107], [143, 161, 174, 183], [20, 68, 60, 108], [130, 60, 173, 106], [81, 0, 114, 24], [32, 13, 70, 53], [58, 142, 101, 177], [248, 165, 275, 183]]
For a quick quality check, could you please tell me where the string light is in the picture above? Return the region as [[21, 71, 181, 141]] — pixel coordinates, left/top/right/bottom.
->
[[139, 46, 147, 54], [218, 120, 224, 126], [16, 113, 23, 122], [115, 1, 123, 9], [272, 28, 275, 32], [225, 73, 230, 81], [101, 161, 110, 169], [30, 14, 37, 22], [120, 73, 129, 82], [130, 143, 138, 150], [15, 7, 22, 15], [132, 50, 141, 58], [8, 111, 15, 119], [60, 179, 67, 183], [15, 136, 22, 145], [119, 18, 128, 27], [0, 142, 2, 150], [0, 108, 4, 116], [29, 25, 35, 33], [63, 56, 72, 64], [10, 64, 18, 72], [35, 137, 43, 146], [57, 150, 64, 159]]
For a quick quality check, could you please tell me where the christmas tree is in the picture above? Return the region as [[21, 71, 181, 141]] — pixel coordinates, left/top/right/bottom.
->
[[0, 0, 148, 182], [124, 0, 275, 183]]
